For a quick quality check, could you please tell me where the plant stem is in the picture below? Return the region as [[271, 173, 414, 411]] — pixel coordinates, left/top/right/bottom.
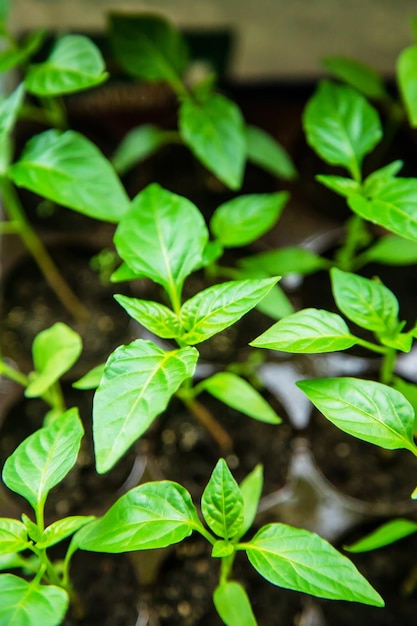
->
[[380, 347, 397, 385], [0, 358, 29, 386], [220, 552, 236, 585], [352, 336, 388, 355], [0, 178, 89, 322], [179, 393, 233, 453], [335, 214, 367, 271]]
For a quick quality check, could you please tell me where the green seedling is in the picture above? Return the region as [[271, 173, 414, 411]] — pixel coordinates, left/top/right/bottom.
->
[[0, 322, 82, 422]]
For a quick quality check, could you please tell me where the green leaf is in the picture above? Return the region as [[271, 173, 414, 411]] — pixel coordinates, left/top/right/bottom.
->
[[214, 581, 258, 626], [180, 277, 278, 345], [9, 129, 129, 222], [239, 465, 263, 538], [201, 459, 244, 539], [322, 56, 388, 100], [114, 294, 181, 339], [0, 30, 46, 73], [26, 323, 82, 397], [303, 81, 382, 180], [112, 124, 173, 175], [345, 519, 417, 553], [109, 13, 189, 88], [210, 192, 289, 248], [77, 481, 200, 552], [316, 174, 360, 198], [0, 574, 69, 626], [179, 93, 246, 190], [244, 523, 383, 606], [93, 339, 198, 473], [348, 177, 417, 242], [246, 125, 297, 180], [254, 283, 295, 320], [2, 408, 84, 510], [37, 516, 95, 549], [331, 268, 399, 335], [114, 183, 208, 302], [72, 363, 105, 390], [297, 377, 417, 452], [397, 44, 417, 127], [239, 247, 328, 277], [25, 35, 108, 96], [362, 234, 417, 265], [379, 332, 412, 352], [393, 377, 417, 431], [251, 308, 356, 353], [0, 519, 29, 554], [201, 372, 281, 424], [21, 514, 41, 543], [212, 540, 235, 558], [0, 84, 24, 146], [363, 161, 404, 194]]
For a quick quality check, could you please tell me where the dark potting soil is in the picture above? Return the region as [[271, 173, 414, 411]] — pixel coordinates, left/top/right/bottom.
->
[[1, 244, 134, 375]]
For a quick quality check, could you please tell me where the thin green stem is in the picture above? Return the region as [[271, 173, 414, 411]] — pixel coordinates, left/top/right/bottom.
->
[[0, 220, 20, 234], [220, 552, 236, 585], [0, 178, 89, 322], [0, 358, 29, 387], [351, 335, 388, 355], [335, 214, 367, 271], [40, 96, 68, 130], [380, 347, 397, 385]]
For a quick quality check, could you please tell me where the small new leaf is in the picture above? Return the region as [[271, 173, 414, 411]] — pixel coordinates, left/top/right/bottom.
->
[[214, 581, 258, 626], [212, 540, 234, 558], [0, 574, 69, 626], [246, 124, 297, 180], [251, 308, 356, 353], [322, 56, 388, 100], [202, 459, 244, 540], [0, 519, 29, 555], [345, 519, 417, 553], [239, 465, 263, 539], [114, 294, 181, 339]]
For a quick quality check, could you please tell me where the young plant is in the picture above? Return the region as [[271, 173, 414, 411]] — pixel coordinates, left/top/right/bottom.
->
[[0, 322, 82, 422]]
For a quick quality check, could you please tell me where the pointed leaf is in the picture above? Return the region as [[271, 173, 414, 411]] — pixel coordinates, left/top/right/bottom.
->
[[212, 540, 235, 558], [0, 574, 69, 626], [244, 523, 383, 606], [93, 339, 198, 473], [362, 234, 417, 265], [0, 30, 46, 73], [345, 519, 417, 553], [316, 174, 360, 198], [202, 459, 244, 539], [112, 124, 174, 175], [72, 363, 105, 390], [331, 268, 399, 334], [397, 44, 417, 127], [201, 372, 281, 424], [25, 35, 107, 96], [297, 377, 417, 452], [179, 93, 246, 190], [210, 192, 289, 248], [348, 177, 417, 242], [0, 84, 24, 146], [214, 581, 258, 626], [114, 294, 181, 339], [251, 308, 356, 353], [180, 277, 278, 345], [109, 13, 189, 86], [37, 516, 96, 549], [77, 481, 200, 552], [246, 124, 297, 180], [0, 519, 29, 554], [114, 183, 208, 298], [239, 247, 328, 277], [2, 408, 84, 510], [303, 81, 382, 179], [26, 323, 82, 397], [9, 129, 129, 222], [239, 465, 264, 538], [21, 515, 41, 543], [322, 56, 388, 100], [363, 161, 404, 194]]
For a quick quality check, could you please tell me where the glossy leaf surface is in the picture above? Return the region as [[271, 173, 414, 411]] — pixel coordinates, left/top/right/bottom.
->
[[26, 323, 82, 397], [210, 192, 288, 247], [214, 581, 258, 626], [251, 308, 356, 353], [93, 339, 198, 473], [246, 124, 297, 180], [114, 294, 181, 339], [37, 516, 95, 549], [348, 177, 417, 241], [0, 574, 68, 626], [25, 35, 107, 96], [297, 377, 417, 452], [245, 523, 383, 605], [202, 372, 281, 424], [179, 93, 246, 190], [114, 184, 208, 299], [316, 174, 360, 198], [331, 268, 399, 334], [0, 519, 29, 554], [180, 278, 278, 345], [9, 130, 129, 222], [2, 408, 84, 510], [303, 81, 382, 179], [322, 56, 388, 99], [239, 465, 263, 538], [77, 481, 200, 552], [201, 459, 244, 539]]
